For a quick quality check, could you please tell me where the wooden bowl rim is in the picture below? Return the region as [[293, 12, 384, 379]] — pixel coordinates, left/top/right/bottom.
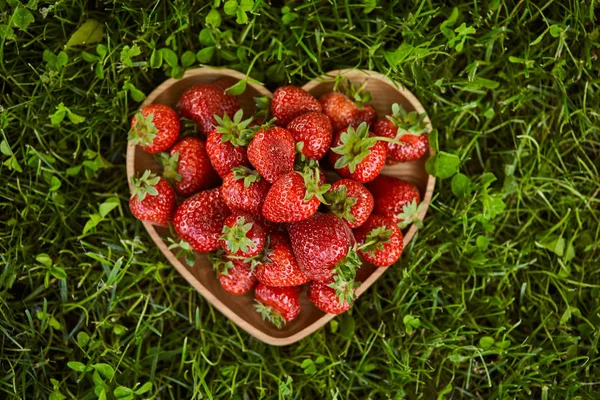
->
[[126, 67, 435, 346]]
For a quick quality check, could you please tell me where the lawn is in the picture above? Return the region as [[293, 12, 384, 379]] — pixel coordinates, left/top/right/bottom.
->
[[1, 1, 599, 399]]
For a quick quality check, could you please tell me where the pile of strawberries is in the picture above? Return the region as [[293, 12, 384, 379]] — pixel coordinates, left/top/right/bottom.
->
[[128, 76, 429, 328]]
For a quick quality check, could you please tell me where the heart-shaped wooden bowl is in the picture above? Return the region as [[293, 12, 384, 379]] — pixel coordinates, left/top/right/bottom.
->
[[126, 67, 435, 346]]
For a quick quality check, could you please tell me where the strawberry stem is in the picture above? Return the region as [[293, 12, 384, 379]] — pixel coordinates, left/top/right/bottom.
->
[[232, 166, 262, 187], [301, 168, 330, 204], [324, 184, 358, 224], [130, 170, 161, 202], [386, 103, 429, 137], [208, 249, 234, 276], [397, 199, 425, 229], [159, 152, 182, 182], [254, 301, 286, 328], [128, 111, 158, 147], [220, 216, 257, 255], [166, 237, 196, 267], [358, 226, 393, 257], [214, 109, 256, 147]]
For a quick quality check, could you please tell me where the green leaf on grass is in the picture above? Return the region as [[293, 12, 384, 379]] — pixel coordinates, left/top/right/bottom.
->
[[68, 361, 86, 372], [160, 48, 178, 67], [181, 50, 196, 67], [224, 0, 238, 15], [226, 79, 246, 95], [93, 363, 115, 380], [66, 19, 104, 48], [206, 8, 222, 28], [49, 265, 66, 280], [425, 152, 460, 179], [196, 47, 215, 63], [99, 197, 119, 218], [11, 6, 34, 31], [451, 173, 472, 197], [77, 331, 90, 347], [479, 336, 495, 350], [403, 314, 421, 335], [536, 235, 565, 257], [135, 382, 153, 395], [199, 29, 216, 46]]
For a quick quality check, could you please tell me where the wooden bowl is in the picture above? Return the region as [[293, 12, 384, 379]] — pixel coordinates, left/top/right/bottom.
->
[[126, 67, 435, 346]]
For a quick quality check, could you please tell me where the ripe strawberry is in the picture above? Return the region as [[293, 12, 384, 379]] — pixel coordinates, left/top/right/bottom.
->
[[209, 250, 257, 294], [308, 281, 352, 315], [129, 104, 180, 154], [271, 86, 321, 127], [374, 103, 429, 163], [329, 122, 388, 182], [365, 175, 423, 228], [324, 179, 374, 228], [221, 167, 270, 215], [178, 78, 241, 135], [319, 80, 376, 133], [206, 110, 254, 178], [254, 284, 301, 327], [173, 187, 231, 253], [220, 213, 266, 258], [129, 170, 176, 226], [286, 112, 332, 161], [254, 232, 311, 287], [262, 169, 330, 223], [247, 126, 295, 184], [288, 213, 360, 286], [161, 137, 219, 196], [354, 214, 403, 267]]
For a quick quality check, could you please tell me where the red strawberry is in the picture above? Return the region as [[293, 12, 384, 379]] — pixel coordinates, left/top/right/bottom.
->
[[254, 232, 311, 287], [324, 179, 374, 228], [328, 122, 388, 182], [286, 112, 332, 161], [247, 126, 295, 184], [254, 284, 301, 327], [319, 80, 376, 133], [206, 110, 254, 178], [161, 137, 219, 196], [129, 170, 176, 226], [209, 251, 257, 294], [178, 78, 241, 135], [271, 86, 321, 127], [129, 104, 180, 153], [353, 214, 403, 267], [365, 175, 423, 228], [220, 213, 266, 258], [373, 103, 429, 163], [288, 213, 360, 286], [221, 167, 270, 215], [308, 281, 353, 315], [262, 169, 330, 223], [173, 187, 231, 253]]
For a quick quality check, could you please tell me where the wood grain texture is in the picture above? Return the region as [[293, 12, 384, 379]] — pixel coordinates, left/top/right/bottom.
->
[[126, 67, 435, 346]]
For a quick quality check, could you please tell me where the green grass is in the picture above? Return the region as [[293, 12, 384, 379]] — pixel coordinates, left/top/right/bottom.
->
[[1, 0, 599, 399]]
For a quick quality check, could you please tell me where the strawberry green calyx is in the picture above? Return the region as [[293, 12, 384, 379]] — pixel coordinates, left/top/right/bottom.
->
[[159, 152, 183, 182], [397, 199, 425, 229], [386, 103, 429, 137], [167, 237, 195, 267], [214, 109, 255, 147], [220, 216, 257, 255], [301, 168, 330, 204], [208, 249, 234, 276], [358, 226, 393, 257], [254, 301, 286, 329], [333, 77, 372, 109], [241, 236, 273, 272], [332, 122, 404, 173], [254, 95, 271, 120], [128, 111, 158, 147], [324, 184, 358, 224], [130, 170, 161, 202], [328, 245, 362, 306], [232, 166, 262, 188]]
